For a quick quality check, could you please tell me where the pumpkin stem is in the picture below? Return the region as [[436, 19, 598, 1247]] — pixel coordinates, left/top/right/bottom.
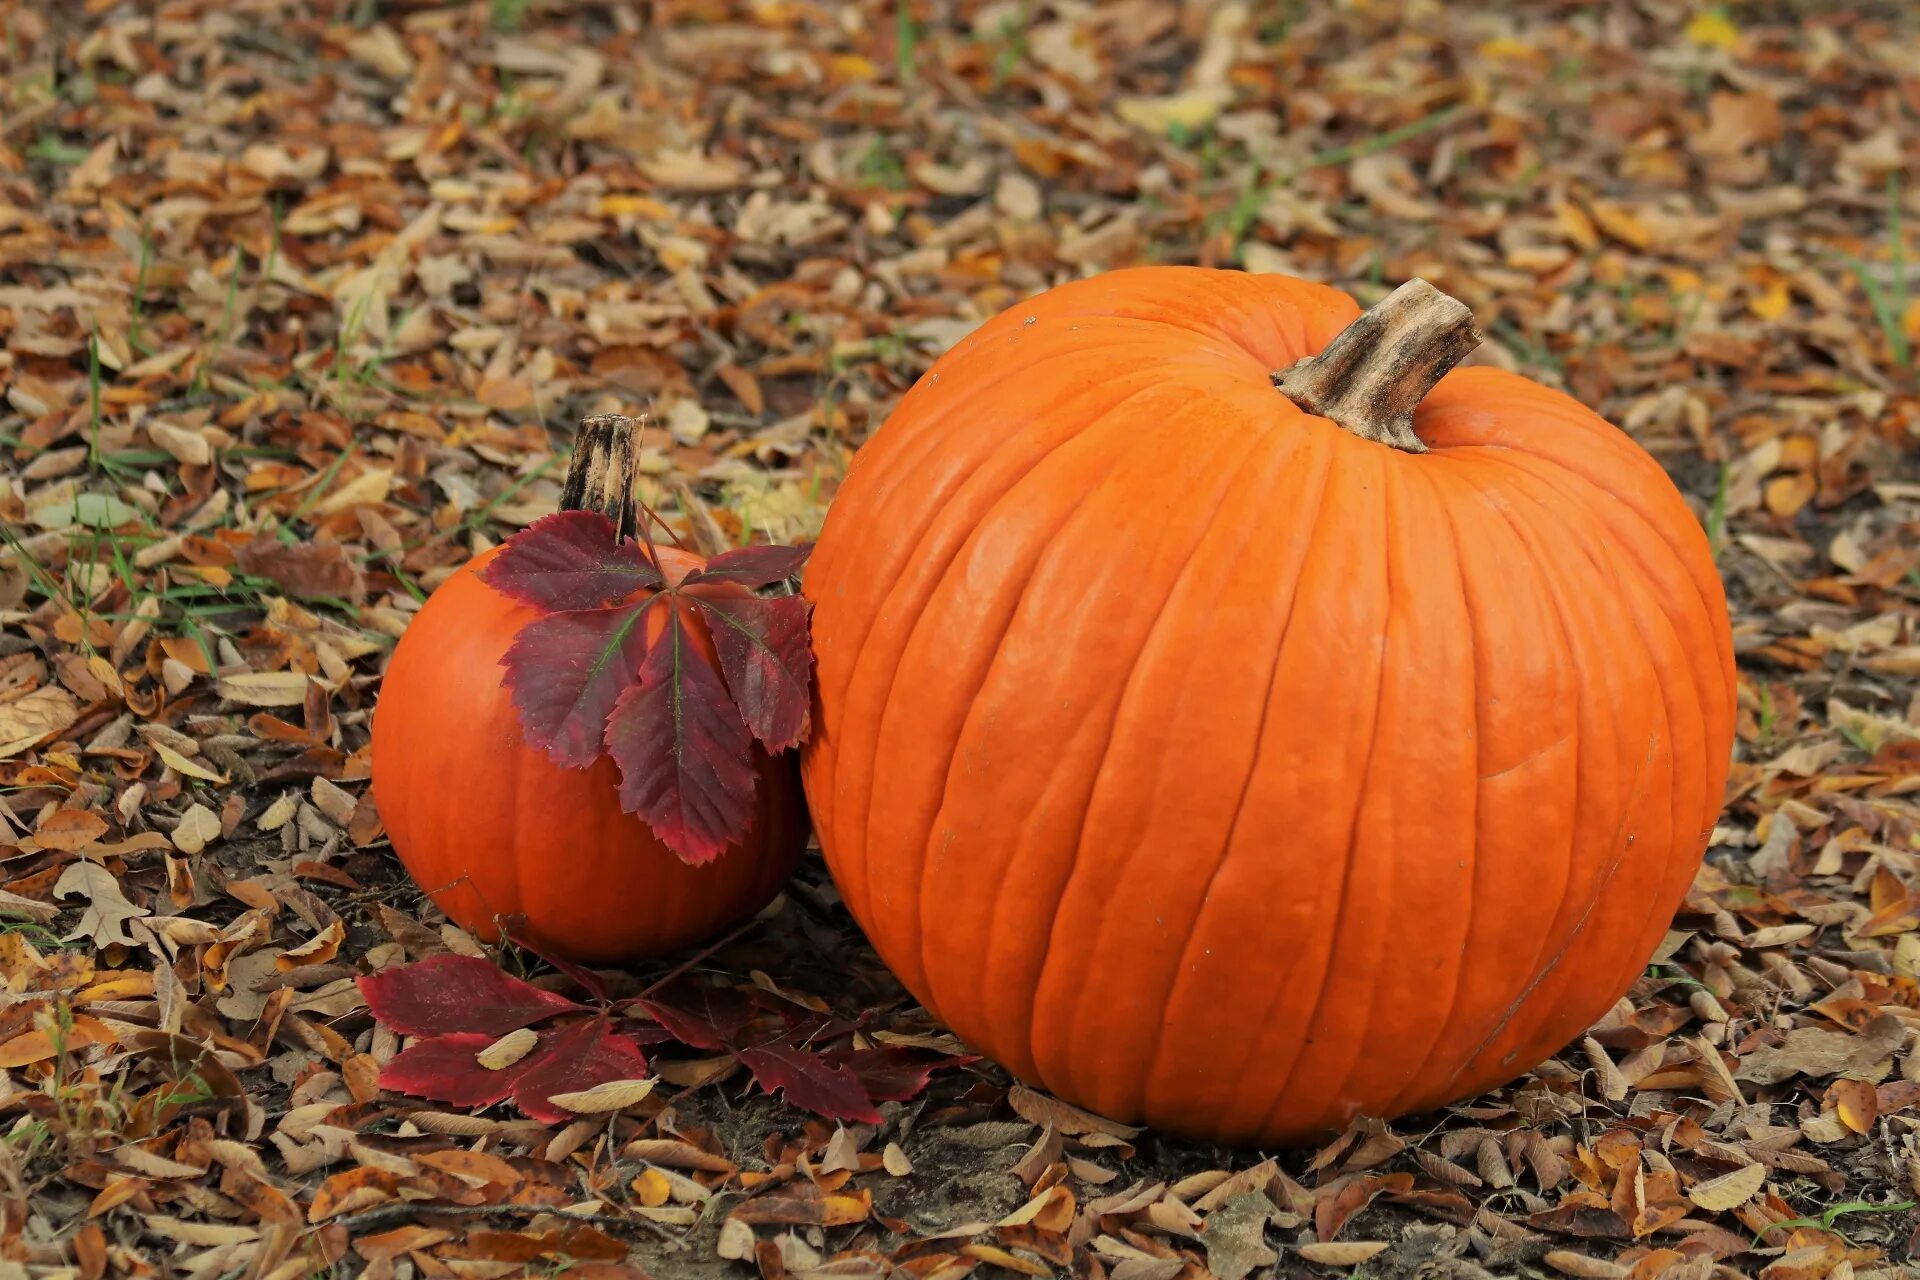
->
[[560, 414, 642, 541], [1272, 279, 1482, 454]]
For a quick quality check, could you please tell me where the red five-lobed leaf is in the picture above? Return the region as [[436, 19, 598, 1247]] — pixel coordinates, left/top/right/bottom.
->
[[735, 1044, 883, 1125], [480, 510, 663, 610], [499, 602, 652, 768], [379, 1032, 528, 1109], [362, 956, 954, 1127], [693, 595, 814, 753], [507, 1017, 651, 1124], [605, 606, 758, 864], [685, 543, 811, 588], [482, 507, 812, 862], [375, 1019, 651, 1122], [359, 955, 585, 1036]]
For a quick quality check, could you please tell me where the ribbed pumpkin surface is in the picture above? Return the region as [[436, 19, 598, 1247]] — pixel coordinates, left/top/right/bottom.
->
[[372, 545, 805, 965], [800, 267, 1735, 1144]]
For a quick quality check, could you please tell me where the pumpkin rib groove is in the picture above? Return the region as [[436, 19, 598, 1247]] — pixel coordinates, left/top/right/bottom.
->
[[1372, 464, 1483, 1117], [1457, 471, 1659, 1080], [1248, 444, 1400, 1137], [1424, 379, 1735, 722], [1498, 455, 1711, 986], [1487, 448, 1715, 846], [1495, 447, 1729, 839], [874, 383, 1182, 1011], [1189, 438, 1395, 1138], [836, 373, 1199, 949], [1503, 443, 1727, 707], [810, 333, 1192, 766], [1425, 465, 1672, 1104], [1015, 419, 1314, 1113], [921, 387, 1275, 1073], [1380, 463, 1572, 1117], [1426, 463, 1590, 1100], [1134, 429, 1337, 1112], [1284, 450, 1475, 1129]]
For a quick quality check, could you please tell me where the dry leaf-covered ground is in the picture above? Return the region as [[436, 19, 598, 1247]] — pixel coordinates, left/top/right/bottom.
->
[[3, 1, 1920, 1277]]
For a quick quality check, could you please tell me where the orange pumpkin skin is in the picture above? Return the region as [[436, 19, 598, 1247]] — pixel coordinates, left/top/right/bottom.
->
[[800, 267, 1735, 1145], [371, 544, 805, 965]]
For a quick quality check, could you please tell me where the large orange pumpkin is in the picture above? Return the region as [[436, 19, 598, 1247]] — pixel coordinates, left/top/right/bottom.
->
[[800, 267, 1735, 1145], [371, 434, 806, 965]]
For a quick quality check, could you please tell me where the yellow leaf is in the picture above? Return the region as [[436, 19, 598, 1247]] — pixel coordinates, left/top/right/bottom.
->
[[631, 1167, 672, 1208], [546, 1077, 656, 1114], [1830, 1077, 1878, 1135], [1555, 201, 1600, 252], [0, 687, 80, 760], [1684, 9, 1741, 51], [1586, 200, 1654, 251], [1902, 296, 1920, 343], [960, 1245, 1051, 1276], [1750, 281, 1791, 321], [829, 54, 877, 82], [1478, 37, 1541, 62], [218, 672, 313, 707], [153, 740, 228, 785], [313, 468, 393, 516], [596, 194, 671, 220], [1115, 85, 1232, 135], [1686, 1162, 1766, 1211]]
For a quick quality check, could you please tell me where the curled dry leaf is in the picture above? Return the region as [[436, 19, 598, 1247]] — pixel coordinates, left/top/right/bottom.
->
[[477, 1028, 539, 1071], [1295, 1242, 1391, 1267], [0, 687, 80, 759], [1543, 1252, 1631, 1279], [1007, 1083, 1142, 1138], [544, 1077, 656, 1114], [1686, 1162, 1768, 1212]]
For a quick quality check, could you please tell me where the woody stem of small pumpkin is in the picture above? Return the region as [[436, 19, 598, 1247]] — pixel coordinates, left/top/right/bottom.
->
[[559, 414, 642, 542], [1272, 279, 1483, 455]]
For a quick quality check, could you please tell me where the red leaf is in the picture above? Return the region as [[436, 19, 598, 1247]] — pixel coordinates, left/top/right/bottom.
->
[[379, 1032, 531, 1109], [510, 1018, 651, 1124], [605, 607, 757, 864], [686, 543, 811, 588], [480, 511, 663, 612], [358, 955, 585, 1036], [692, 595, 814, 752], [825, 1046, 949, 1103], [500, 601, 654, 768], [735, 1044, 882, 1124], [630, 981, 759, 1050]]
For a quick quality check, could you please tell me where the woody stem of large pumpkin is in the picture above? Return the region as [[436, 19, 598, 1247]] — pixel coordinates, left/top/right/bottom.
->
[[1272, 279, 1483, 455], [559, 413, 642, 541]]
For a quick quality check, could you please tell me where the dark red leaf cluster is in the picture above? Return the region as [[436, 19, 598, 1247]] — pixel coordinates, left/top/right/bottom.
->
[[360, 957, 646, 1124], [478, 510, 814, 863], [359, 954, 951, 1127], [636, 977, 951, 1125]]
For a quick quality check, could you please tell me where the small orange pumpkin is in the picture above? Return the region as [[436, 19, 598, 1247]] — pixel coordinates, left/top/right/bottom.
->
[[371, 427, 805, 965], [800, 268, 1735, 1144]]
